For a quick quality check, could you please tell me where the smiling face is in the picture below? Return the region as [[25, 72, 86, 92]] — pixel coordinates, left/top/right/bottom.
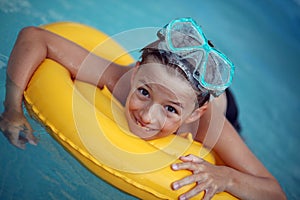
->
[[124, 61, 202, 140]]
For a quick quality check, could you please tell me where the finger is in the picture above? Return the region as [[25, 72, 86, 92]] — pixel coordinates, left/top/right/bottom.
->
[[17, 135, 28, 149], [172, 161, 203, 172], [15, 141, 26, 150], [172, 174, 204, 190], [4, 129, 26, 149], [180, 154, 204, 163], [202, 188, 217, 200], [5, 125, 19, 141], [23, 124, 37, 145], [178, 182, 207, 200]]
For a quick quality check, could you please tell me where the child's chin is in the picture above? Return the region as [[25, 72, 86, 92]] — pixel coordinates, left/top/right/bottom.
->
[[129, 127, 160, 140], [132, 131, 159, 140]]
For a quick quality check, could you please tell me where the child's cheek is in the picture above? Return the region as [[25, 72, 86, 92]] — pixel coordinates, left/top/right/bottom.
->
[[128, 94, 143, 110], [161, 120, 181, 135]]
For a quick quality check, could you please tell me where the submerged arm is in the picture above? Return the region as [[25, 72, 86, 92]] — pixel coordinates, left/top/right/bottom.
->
[[209, 118, 285, 199]]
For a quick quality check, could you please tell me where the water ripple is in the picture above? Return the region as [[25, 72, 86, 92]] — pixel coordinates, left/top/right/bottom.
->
[[0, 54, 8, 69], [0, 0, 31, 14]]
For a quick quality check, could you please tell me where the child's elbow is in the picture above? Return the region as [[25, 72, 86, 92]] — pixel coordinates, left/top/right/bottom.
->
[[277, 190, 287, 200], [18, 26, 44, 40], [272, 181, 287, 200]]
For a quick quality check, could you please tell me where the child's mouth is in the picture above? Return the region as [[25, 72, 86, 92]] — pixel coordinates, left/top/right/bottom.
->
[[134, 116, 158, 132]]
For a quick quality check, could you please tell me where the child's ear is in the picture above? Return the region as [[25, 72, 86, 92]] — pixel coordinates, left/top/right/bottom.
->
[[185, 102, 208, 124], [134, 61, 141, 69]]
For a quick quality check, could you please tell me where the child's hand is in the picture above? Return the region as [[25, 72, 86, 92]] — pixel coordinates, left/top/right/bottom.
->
[[171, 154, 230, 200], [0, 110, 37, 149]]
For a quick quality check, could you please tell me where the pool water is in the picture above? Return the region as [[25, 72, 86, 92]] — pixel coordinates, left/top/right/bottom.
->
[[0, 0, 299, 199]]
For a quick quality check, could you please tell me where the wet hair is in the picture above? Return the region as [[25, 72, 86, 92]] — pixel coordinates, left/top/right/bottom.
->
[[140, 40, 210, 107]]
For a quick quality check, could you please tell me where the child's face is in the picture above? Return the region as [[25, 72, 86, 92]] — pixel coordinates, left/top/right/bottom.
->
[[125, 62, 200, 140]]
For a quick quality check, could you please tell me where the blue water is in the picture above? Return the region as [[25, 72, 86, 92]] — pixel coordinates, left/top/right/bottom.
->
[[0, 0, 299, 199]]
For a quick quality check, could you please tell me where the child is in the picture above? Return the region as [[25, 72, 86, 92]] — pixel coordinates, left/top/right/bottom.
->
[[0, 18, 285, 199]]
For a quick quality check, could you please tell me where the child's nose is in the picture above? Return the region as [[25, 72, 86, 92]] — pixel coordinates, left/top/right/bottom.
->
[[140, 103, 163, 124]]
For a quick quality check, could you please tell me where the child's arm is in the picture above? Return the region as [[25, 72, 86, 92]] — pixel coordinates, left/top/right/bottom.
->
[[171, 103, 286, 200], [0, 26, 128, 149]]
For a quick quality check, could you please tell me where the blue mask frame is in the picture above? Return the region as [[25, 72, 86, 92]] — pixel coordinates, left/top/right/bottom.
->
[[157, 17, 235, 97]]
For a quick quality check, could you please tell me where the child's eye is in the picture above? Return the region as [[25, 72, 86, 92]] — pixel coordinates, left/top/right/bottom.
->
[[137, 87, 149, 97], [165, 105, 178, 114]]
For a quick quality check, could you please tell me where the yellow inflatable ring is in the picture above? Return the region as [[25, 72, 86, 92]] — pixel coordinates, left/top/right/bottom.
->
[[24, 22, 237, 200]]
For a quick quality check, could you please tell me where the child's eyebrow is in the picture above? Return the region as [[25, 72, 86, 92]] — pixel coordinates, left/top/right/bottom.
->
[[138, 80, 152, 91], [168, 100, 184, 108]]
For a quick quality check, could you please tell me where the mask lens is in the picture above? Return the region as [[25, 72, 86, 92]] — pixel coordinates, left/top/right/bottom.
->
[[168, 21, 204, 49], [158, 17, 235, 96], [203, 51, 232, 89]]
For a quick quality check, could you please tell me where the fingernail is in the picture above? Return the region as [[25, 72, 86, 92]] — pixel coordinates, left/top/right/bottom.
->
[[179, 195, 186, 200], [171, 164, 178, 170], [172, 182, 179, 190], [29, 140, 37, 146]]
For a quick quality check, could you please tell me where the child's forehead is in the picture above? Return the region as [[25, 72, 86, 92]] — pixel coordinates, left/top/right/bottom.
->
[[137, 62, 178, 82]]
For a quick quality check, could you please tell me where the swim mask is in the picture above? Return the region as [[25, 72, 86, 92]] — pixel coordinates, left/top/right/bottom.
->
[[157, 17, 235, 97]]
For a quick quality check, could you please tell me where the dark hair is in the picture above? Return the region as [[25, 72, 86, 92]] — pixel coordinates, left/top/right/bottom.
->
[[140, 41, 210, 107]]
